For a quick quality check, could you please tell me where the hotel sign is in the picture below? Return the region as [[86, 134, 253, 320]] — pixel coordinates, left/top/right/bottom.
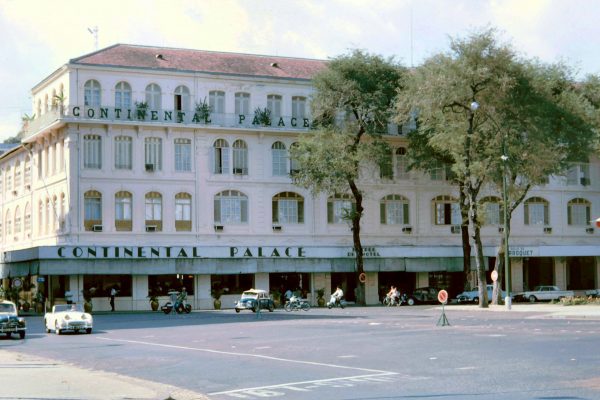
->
[[70, 106, 311, 128], [52, 246, 307, 259]]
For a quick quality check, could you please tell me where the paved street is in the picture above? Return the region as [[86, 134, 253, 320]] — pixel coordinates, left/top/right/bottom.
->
[[2, 304, 600, 400]]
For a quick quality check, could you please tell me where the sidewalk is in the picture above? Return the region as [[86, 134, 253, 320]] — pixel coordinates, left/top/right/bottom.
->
[[0, 349, 210, 400], [446, 303, 600, 319]]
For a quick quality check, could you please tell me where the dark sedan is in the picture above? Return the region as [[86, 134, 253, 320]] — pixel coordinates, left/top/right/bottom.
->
[[407, 287, 440, 306]]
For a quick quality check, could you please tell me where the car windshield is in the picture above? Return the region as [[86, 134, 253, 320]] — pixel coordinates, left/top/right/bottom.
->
[[0, 303, 16, 313], [241, 292, 259, 300], [55, 304, 84, 313]]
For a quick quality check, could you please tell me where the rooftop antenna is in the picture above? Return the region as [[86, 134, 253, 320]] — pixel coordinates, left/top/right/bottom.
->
[[87, 26, 98, 50]]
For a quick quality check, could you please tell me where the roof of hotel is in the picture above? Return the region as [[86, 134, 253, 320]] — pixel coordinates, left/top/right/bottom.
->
[[70, 44, 327, 80]]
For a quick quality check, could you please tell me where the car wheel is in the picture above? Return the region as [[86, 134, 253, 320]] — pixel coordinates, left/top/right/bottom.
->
[[55, 322, 61, 335], [529, 295, 537, 303], [473, 297, 479, 303], [407, 298, 415, 306], [86, 328, 92, 334], [19, 331, 25, 339], [268, 304, 274, 312], [45, 320, 51, 333], [5, 332, 11, 338], [235, 308, 240, 313]]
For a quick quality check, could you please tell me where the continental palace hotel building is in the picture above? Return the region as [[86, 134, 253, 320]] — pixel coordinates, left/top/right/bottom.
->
[[1, 44, 599, 310]]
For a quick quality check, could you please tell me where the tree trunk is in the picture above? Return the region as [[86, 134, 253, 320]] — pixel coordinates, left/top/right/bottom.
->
[[491, 239, 505, 305], [349, 178, 365, 305], [467, 186, 488, 308], [459, 184, 472, 290]]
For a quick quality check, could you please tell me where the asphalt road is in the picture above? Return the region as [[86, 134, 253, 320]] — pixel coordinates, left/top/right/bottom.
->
[[2, 305, 600, 400]]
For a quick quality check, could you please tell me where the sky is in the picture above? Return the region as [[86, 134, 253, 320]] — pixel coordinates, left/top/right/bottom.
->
[[1, 0, 599, 141]]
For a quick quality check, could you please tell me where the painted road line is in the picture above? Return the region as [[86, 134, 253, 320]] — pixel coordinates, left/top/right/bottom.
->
[[97, 336, 393, 374], [208, 372, 399, 397]]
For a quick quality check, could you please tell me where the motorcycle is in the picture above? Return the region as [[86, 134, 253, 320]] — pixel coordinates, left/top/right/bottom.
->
[[284, 296, 311, 312], [161, 291, 192, 314], [327, 295, 346, 309], [383, 293, 408, 307]]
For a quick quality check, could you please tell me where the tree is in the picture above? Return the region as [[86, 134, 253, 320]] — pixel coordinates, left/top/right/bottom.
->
[[396, 28, 598, 307], [290, 50, 405, 305]]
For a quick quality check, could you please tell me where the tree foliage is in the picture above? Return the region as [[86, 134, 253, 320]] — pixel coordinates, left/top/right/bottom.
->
[[291, 50, 405, 305], [396, 28, 599, 307]]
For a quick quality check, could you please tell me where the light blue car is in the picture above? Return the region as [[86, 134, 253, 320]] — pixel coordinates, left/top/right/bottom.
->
[[456, 284, 505, 303]]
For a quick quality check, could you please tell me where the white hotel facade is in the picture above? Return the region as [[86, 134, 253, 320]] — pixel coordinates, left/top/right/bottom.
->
[[1, 44, 599, 310]]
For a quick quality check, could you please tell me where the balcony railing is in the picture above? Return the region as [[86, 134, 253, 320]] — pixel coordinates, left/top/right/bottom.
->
[[24, 105, 313, 137], [24, 105, 412, 138]]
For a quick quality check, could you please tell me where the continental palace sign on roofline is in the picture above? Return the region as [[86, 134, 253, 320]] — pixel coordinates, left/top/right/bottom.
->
[[70, 106, 312, 129]]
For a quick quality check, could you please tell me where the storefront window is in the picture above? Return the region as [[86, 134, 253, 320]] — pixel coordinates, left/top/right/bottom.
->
[[148, 274, 194, 296], [211, 274, 253, 295], [83, 275, 132, 297]]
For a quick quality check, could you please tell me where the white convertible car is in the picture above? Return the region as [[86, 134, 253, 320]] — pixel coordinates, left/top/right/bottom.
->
[[44, 304, 93, 334]]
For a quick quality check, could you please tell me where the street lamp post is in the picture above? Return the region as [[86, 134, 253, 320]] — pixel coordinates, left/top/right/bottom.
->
[[501, 146, 511, 310]]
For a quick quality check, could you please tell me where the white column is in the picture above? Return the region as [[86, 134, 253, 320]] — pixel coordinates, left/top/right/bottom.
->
[[197, 274, 212, 309], [365, 272, 379, 305], [554, 257, 567, 290]]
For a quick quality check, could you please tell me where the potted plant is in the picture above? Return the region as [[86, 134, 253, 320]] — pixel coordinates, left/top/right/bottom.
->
[[317, 288, 326, 307], [33, 291, 45, 314], [195, 97, 211, 123], [211, 287, 222, 310], [134, 101, 149, 120], [148, 294, 159, 311], [81, 288, 93, 313], [253, 107, 271, 126], [271, 289, 282, 309]]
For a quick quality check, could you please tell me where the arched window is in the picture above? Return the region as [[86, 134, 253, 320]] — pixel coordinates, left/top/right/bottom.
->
[[145, 83, 162, 110], [115, 191, 132, 231], [273, 192, 304, 224], [24, 202, 31, 237], [232, 140, 248, 175], [84, 190, 102, 231], [327, 194, 355, 224], [235, 92, 250, 116], [482, 196, 502, 226], [84, 79, 101, 107], [5, 209, 11, 236], [214, 190, 248, 224], [432, 195, 460, 225], [567, 198, 590, 226], [83, 134, 102, 169], [175, 192, 192, 231], [14, 161, 21, 190], [174, 85, 190, 111], [380, 194, 409, 225], [379, 150, 393, 180], [212, 139, 229, 174], [524, 197, 549, 226], [272, 141, 287, 176], [289, 142, 300, 174], [14, 206, 21, 236], [395, 147, 409, 180], [145, 192, 162, 231], [24, 156, 31, 187], [115, 81, 132, 109]]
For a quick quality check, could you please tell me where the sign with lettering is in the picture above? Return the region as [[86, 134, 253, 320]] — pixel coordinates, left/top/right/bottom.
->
[[508, 247, 537, 257]]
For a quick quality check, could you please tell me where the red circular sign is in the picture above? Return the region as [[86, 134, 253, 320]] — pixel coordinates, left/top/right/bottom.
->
[[438, 290, 448, 304], [359, 273, 367, 283], [596, 217, 600, 228]]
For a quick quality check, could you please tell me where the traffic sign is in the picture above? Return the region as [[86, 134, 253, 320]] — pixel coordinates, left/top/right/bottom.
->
[[12, 278, 22, 288], [596, 217, 600, 228], [491, 270, 498, 282], [437, 289, 448, 304]]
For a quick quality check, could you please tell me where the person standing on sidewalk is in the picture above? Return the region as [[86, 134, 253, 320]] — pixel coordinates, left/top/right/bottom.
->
[[109, 287, 117, 311]]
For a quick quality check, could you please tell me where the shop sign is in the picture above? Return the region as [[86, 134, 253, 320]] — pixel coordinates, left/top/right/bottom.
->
[[508, 247, 537, 257], [56, 246, 203, 259], [229, 247, 305, 258]]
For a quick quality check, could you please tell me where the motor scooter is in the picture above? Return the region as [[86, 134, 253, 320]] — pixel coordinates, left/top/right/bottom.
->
[[326, 295, 346, 309], [284, 295, 311, 311], [161, 291, 192, 314]]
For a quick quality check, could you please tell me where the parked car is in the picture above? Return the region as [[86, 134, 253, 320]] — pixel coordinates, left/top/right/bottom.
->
[[515, 286, 575, 303], [234, 289, 275, 313], [456, 284, 506, 303], [44, 303, 93, 334], [0, 300, 26, 339], [407, 287, 440, 306]]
